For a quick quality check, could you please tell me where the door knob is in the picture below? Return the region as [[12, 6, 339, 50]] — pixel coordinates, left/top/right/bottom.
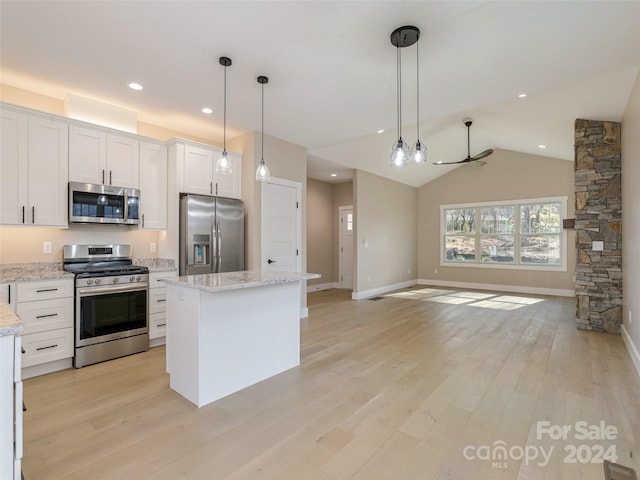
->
[[267, 259, 276, 264]]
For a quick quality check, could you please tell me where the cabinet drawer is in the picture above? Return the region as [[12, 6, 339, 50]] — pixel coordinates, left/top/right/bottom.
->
[[17, 297, 73, 334], [149, 271, 177, 288], [21, 328, 74, 368], [149, 312, 166, 339], [17, 279, 73, 302], [149, 290, 167, 314]]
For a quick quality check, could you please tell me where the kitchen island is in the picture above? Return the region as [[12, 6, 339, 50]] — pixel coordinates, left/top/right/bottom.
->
[[161, 270, 319, 407]]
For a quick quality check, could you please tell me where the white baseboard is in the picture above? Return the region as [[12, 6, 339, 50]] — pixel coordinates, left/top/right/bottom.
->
[[22, 358, 73, 379], [300, 307, 309, 319], [622, 324, 640, 379], [149, 337, 166, 348], [417, 278, 575, 298], [352, 279, 417, 300], [307, 282, 340, 292]]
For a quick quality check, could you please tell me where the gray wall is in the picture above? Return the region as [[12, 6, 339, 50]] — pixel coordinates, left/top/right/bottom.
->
[[417, 149, 575, 293]]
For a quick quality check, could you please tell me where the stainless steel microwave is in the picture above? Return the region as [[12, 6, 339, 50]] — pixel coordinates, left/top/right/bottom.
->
[[69, 182, 140, 225]]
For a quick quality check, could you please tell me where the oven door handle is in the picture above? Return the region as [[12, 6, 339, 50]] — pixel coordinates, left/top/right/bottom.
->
[[78, 285, 148, 296]]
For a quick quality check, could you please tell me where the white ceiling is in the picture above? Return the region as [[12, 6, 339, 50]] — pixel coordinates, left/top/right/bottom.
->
[[1, 1, 639, 188]]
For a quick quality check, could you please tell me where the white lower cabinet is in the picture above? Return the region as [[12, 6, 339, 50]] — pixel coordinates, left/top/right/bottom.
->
[[0, 333, 21, 480], [17, 279, 74, 376], [149, 271, 177, 345]]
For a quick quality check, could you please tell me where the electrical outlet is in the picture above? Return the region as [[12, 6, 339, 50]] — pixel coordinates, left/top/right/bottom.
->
[[42, 241, 52, 254], [150, 242, 156, 253]]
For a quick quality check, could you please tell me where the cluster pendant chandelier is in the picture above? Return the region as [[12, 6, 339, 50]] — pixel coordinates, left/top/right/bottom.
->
[[390, 25, 426, 167], [215, 56, 233, 175]]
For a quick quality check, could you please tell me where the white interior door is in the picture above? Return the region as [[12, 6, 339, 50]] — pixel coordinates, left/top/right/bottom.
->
[[261, 179, 301, 272], [339, 206, 354, 289]]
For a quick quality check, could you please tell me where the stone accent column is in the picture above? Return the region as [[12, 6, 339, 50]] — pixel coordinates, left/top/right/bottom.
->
[[574, 119, 622, 333]]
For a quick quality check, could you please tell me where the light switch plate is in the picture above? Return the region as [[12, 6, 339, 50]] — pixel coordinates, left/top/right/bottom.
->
[[42, 241, 52, 254], [592, 240, 604, 251]]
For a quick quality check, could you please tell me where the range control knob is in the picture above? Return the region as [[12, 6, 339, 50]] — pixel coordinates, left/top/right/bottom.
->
[[113, 277, 119, 284], [86, 279, 94, 286], [95, 279, 101, 285], [129, 276, 135, 282], [136, 276, 142, 282]]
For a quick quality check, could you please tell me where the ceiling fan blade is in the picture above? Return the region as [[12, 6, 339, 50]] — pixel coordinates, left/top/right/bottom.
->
[[434, 159, 465, 165], [471, 148, 494, 161]]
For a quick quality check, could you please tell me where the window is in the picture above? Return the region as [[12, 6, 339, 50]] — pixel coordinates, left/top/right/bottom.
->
[[347, 213, 353, 232], [441, 197, 567, 271]]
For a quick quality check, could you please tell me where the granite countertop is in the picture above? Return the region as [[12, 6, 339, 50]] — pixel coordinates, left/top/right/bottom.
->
[[160, 270, 321, 293], [0, 262, 73, 282], [134, 258, 177, 273], [0, 301, 23, 337], [0, 258, 177, 281]]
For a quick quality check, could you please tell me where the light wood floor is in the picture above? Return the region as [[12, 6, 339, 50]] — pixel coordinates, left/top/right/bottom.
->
[[23, 287, 640, 479]]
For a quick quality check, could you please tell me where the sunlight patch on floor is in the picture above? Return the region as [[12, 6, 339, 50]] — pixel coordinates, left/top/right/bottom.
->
[[385, 288, 546, 310]]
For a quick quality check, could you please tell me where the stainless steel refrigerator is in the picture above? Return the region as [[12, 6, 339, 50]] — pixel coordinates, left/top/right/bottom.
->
[[179, 194, 245, 276]]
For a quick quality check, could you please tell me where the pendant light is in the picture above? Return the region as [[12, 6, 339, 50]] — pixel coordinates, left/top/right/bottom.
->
[[215, 56, 232, 175], [255, 75, 271, 182], [389, 26, 422, 167], [410, 39, 426, 164]]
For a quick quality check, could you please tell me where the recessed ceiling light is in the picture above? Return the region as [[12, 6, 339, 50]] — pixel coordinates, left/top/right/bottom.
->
[[330, 173, 337, 177], [518, 93, 527, 98], [538, 144, 547, 149], [377, 129, 384, 134], [202, 107, 213, 114], [129, 83, 143, 91]]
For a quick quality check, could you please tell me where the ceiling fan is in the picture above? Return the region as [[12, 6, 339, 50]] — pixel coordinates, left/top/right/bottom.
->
[[435, 119, 493, 166]]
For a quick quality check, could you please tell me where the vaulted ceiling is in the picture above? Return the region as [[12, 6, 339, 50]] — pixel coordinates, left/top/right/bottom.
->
[[2, 1, 639, 187]]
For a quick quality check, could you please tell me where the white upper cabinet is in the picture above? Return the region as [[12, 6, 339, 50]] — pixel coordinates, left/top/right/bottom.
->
[[175, 141, 241, 199], [69, 124, 139, 188], [182, 144, 214, 196], [0, 106, 68, 227], [139, 140, 168, 230], [0, 109, 28, 225]]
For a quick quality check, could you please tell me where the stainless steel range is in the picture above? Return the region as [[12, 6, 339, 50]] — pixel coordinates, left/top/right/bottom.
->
[[63, 244, 149, 368]]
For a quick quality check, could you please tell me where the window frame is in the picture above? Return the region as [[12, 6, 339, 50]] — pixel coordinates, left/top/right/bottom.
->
[[440, 196, 568, 272]]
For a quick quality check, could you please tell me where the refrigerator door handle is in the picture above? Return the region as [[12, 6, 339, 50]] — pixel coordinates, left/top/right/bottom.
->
[[212, 219, 218, 273], [216, 218, 222, 272]]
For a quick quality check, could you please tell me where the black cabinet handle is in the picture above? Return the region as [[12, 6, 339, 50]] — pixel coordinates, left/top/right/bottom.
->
[[267, 259, 276, 264], [157, 323, 166, 327], [21, 346, 25, 354], [36, 344, 58, 351], [23, 401, 27, 412], [32, 206, 35, 224], [36, 288, 58, 293], [102, 169, 105, 184], [7, 284, 10, 304], [36, 313, 58, 319], [22, 206, 25, 224], [109, 170, 112, 185]]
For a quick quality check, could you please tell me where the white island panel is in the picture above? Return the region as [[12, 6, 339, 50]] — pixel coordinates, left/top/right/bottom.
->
[[166, 280, 302, 407]]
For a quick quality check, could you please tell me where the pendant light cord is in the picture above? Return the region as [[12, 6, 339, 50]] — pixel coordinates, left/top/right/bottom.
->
[[397, 45, 402, 140], [223, 64, 227, 152], [261, 82, 265, 162], [415, 41, 419, 141]]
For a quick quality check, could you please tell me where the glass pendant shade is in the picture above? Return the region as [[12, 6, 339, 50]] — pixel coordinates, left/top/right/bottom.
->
[[255, 159, 270, 182], [390, 138, 409, 167], [411, 140, 427, 164], [216, 150, 232, 174]]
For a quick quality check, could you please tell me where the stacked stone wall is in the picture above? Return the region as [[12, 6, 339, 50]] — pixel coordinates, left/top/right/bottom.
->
[[574, 119, 622, 333]]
